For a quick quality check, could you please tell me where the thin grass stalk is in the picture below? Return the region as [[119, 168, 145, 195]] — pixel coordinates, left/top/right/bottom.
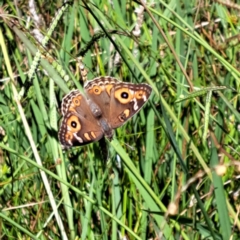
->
[[0, 29, 68, 239]]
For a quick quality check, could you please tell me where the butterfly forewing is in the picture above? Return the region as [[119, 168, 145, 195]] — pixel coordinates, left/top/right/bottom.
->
[[109, 82, 152, 129]]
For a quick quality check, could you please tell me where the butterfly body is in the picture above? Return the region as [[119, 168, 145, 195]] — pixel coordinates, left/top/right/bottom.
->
[[59, 76, 152, 148]]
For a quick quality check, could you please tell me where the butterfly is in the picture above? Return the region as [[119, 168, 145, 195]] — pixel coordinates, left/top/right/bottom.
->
[[58, 76, 152, 148]]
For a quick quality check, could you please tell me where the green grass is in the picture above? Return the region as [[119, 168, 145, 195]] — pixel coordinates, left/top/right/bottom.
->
[[0, 0, 240, 239]]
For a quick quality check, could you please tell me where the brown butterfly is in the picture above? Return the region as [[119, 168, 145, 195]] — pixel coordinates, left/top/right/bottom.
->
[[59, 76, 152, 148]]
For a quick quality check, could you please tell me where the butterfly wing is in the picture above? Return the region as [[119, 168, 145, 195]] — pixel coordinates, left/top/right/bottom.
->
[[59, 90, 104, 148], [85, 77, 152, 129], [109, 82, 152, 128], [84, 76, 115, 120]]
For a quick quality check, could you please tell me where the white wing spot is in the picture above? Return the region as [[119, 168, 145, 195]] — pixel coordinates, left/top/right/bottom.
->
[[73, 133, 83, 143], [133, 98, 139, 111]]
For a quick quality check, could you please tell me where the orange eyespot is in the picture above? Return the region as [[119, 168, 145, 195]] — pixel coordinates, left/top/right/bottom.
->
[[135, 90, 145, 99], [72, 96, 82, 106], [93, 86, 102, 95], [114, 88, 133, 104], [67, 115, 81, 131]]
